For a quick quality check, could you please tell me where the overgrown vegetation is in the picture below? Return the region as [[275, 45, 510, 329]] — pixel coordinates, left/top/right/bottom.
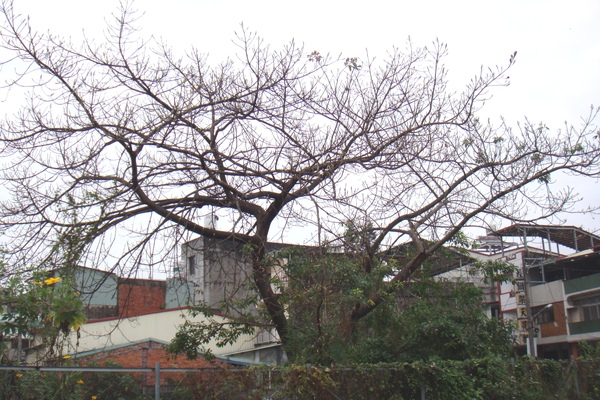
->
[[0, 200, 93, 364], [0, 271, 86, 363], [1, 357, 599, 399], [344, 280, 515, 364], [0, 360, 145, 400]]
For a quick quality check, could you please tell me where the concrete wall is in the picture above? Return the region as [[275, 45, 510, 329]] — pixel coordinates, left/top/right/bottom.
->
[[74, 267, 118, 306], [73, 268, 119, 319], [166, 278, 195, 308], [530, 280, 565, 307], [182, 237, 255, 313], [181, 237, 205, 300]]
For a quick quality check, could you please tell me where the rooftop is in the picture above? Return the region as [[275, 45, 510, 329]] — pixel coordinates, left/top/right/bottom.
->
[[490, 224, 600, 253]]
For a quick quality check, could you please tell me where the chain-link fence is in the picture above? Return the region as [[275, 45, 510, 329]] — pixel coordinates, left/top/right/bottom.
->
[[1, 357, 599, 399]]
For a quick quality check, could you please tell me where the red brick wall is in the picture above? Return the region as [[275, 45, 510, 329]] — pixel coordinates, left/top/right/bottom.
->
[[78, 341, 219, 368], [540, 301, 567, 337], [118, 279, 167, 318], [77, 340, 228, 386]]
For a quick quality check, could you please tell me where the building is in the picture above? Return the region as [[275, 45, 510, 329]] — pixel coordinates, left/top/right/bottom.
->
[[14, 223, 598, 365], [178, 234, 291, 312], [439, 224, 600, 359], [180, 225, 600, 361], [177, 232, 298, 352], [5, 263, 284, 366]]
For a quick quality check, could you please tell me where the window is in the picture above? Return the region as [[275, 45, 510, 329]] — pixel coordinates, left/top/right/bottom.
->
[[490, 305, 500, 319], [188, 255, 196, 276], [574, 295, 600, 322], [532, 305, 555, 325], [256, 329, 279, 345], [11, 338, 31, 349]]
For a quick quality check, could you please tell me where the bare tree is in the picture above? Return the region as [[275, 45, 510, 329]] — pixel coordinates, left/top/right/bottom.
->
[[0, 1, 598, 347]]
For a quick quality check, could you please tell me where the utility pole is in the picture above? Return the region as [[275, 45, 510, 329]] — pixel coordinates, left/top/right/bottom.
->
[[519, 227, 536, 357], [522, 256, 536, 357]]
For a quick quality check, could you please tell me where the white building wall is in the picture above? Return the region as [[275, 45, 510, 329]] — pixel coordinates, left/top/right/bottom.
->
[[530, 280, 565, 307], [64, 309, 257, 357], [181, 237, 205, 304], [469, 249, 525, 314]]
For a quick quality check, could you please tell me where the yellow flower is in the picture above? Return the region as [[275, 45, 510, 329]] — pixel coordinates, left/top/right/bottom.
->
[[91, 397, 97, 400], [44, 277, 61, 285], [34, 281, 42, 285], [16, 373, 23, 378], [63, 355, 71, 360], [77, 379, 84, 384]]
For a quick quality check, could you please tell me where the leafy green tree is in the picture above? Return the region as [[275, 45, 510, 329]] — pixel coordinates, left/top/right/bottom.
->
[[280, 248, 393, 365], [347, 280, 514, 363], [0, 270, 87, 364], [1, 195, 93, 364], [276, 246, 514, 365]]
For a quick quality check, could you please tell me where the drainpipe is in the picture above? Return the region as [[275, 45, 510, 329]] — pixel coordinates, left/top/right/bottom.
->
[[497, 280, 502, 320]]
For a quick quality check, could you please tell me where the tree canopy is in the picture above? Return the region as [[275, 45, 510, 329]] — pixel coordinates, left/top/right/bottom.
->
[[253, 247, 515, 365], [0, 1, 599, 350]]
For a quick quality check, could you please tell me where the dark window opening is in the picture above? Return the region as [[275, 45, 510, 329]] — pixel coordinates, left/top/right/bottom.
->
[[491, 304, 500, 319], [533, 305, 555, 325], [188, 255, 196, 276]]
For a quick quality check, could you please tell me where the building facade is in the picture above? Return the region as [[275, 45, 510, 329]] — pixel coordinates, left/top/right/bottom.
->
[[440, 224, 600, 359]]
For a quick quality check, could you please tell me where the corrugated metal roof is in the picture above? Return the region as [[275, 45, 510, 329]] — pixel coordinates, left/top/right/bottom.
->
[[490, 224, 600, 252]]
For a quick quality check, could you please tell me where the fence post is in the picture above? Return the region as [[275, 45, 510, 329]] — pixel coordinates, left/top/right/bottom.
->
[[574, 363, 580, 399], [155, 362, 160, 400], [421, 385, 426, 400]]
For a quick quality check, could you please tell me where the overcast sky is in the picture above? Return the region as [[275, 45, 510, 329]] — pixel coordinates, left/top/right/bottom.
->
[[4, 0, 600, 234]]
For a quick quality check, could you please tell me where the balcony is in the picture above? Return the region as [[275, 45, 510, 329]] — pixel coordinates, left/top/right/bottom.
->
[[569, 320, 600, 335], [565, 272, 600, 295]]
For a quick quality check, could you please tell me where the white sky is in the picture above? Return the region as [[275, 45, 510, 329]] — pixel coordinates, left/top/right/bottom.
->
[[3, 0, 600, 235]]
